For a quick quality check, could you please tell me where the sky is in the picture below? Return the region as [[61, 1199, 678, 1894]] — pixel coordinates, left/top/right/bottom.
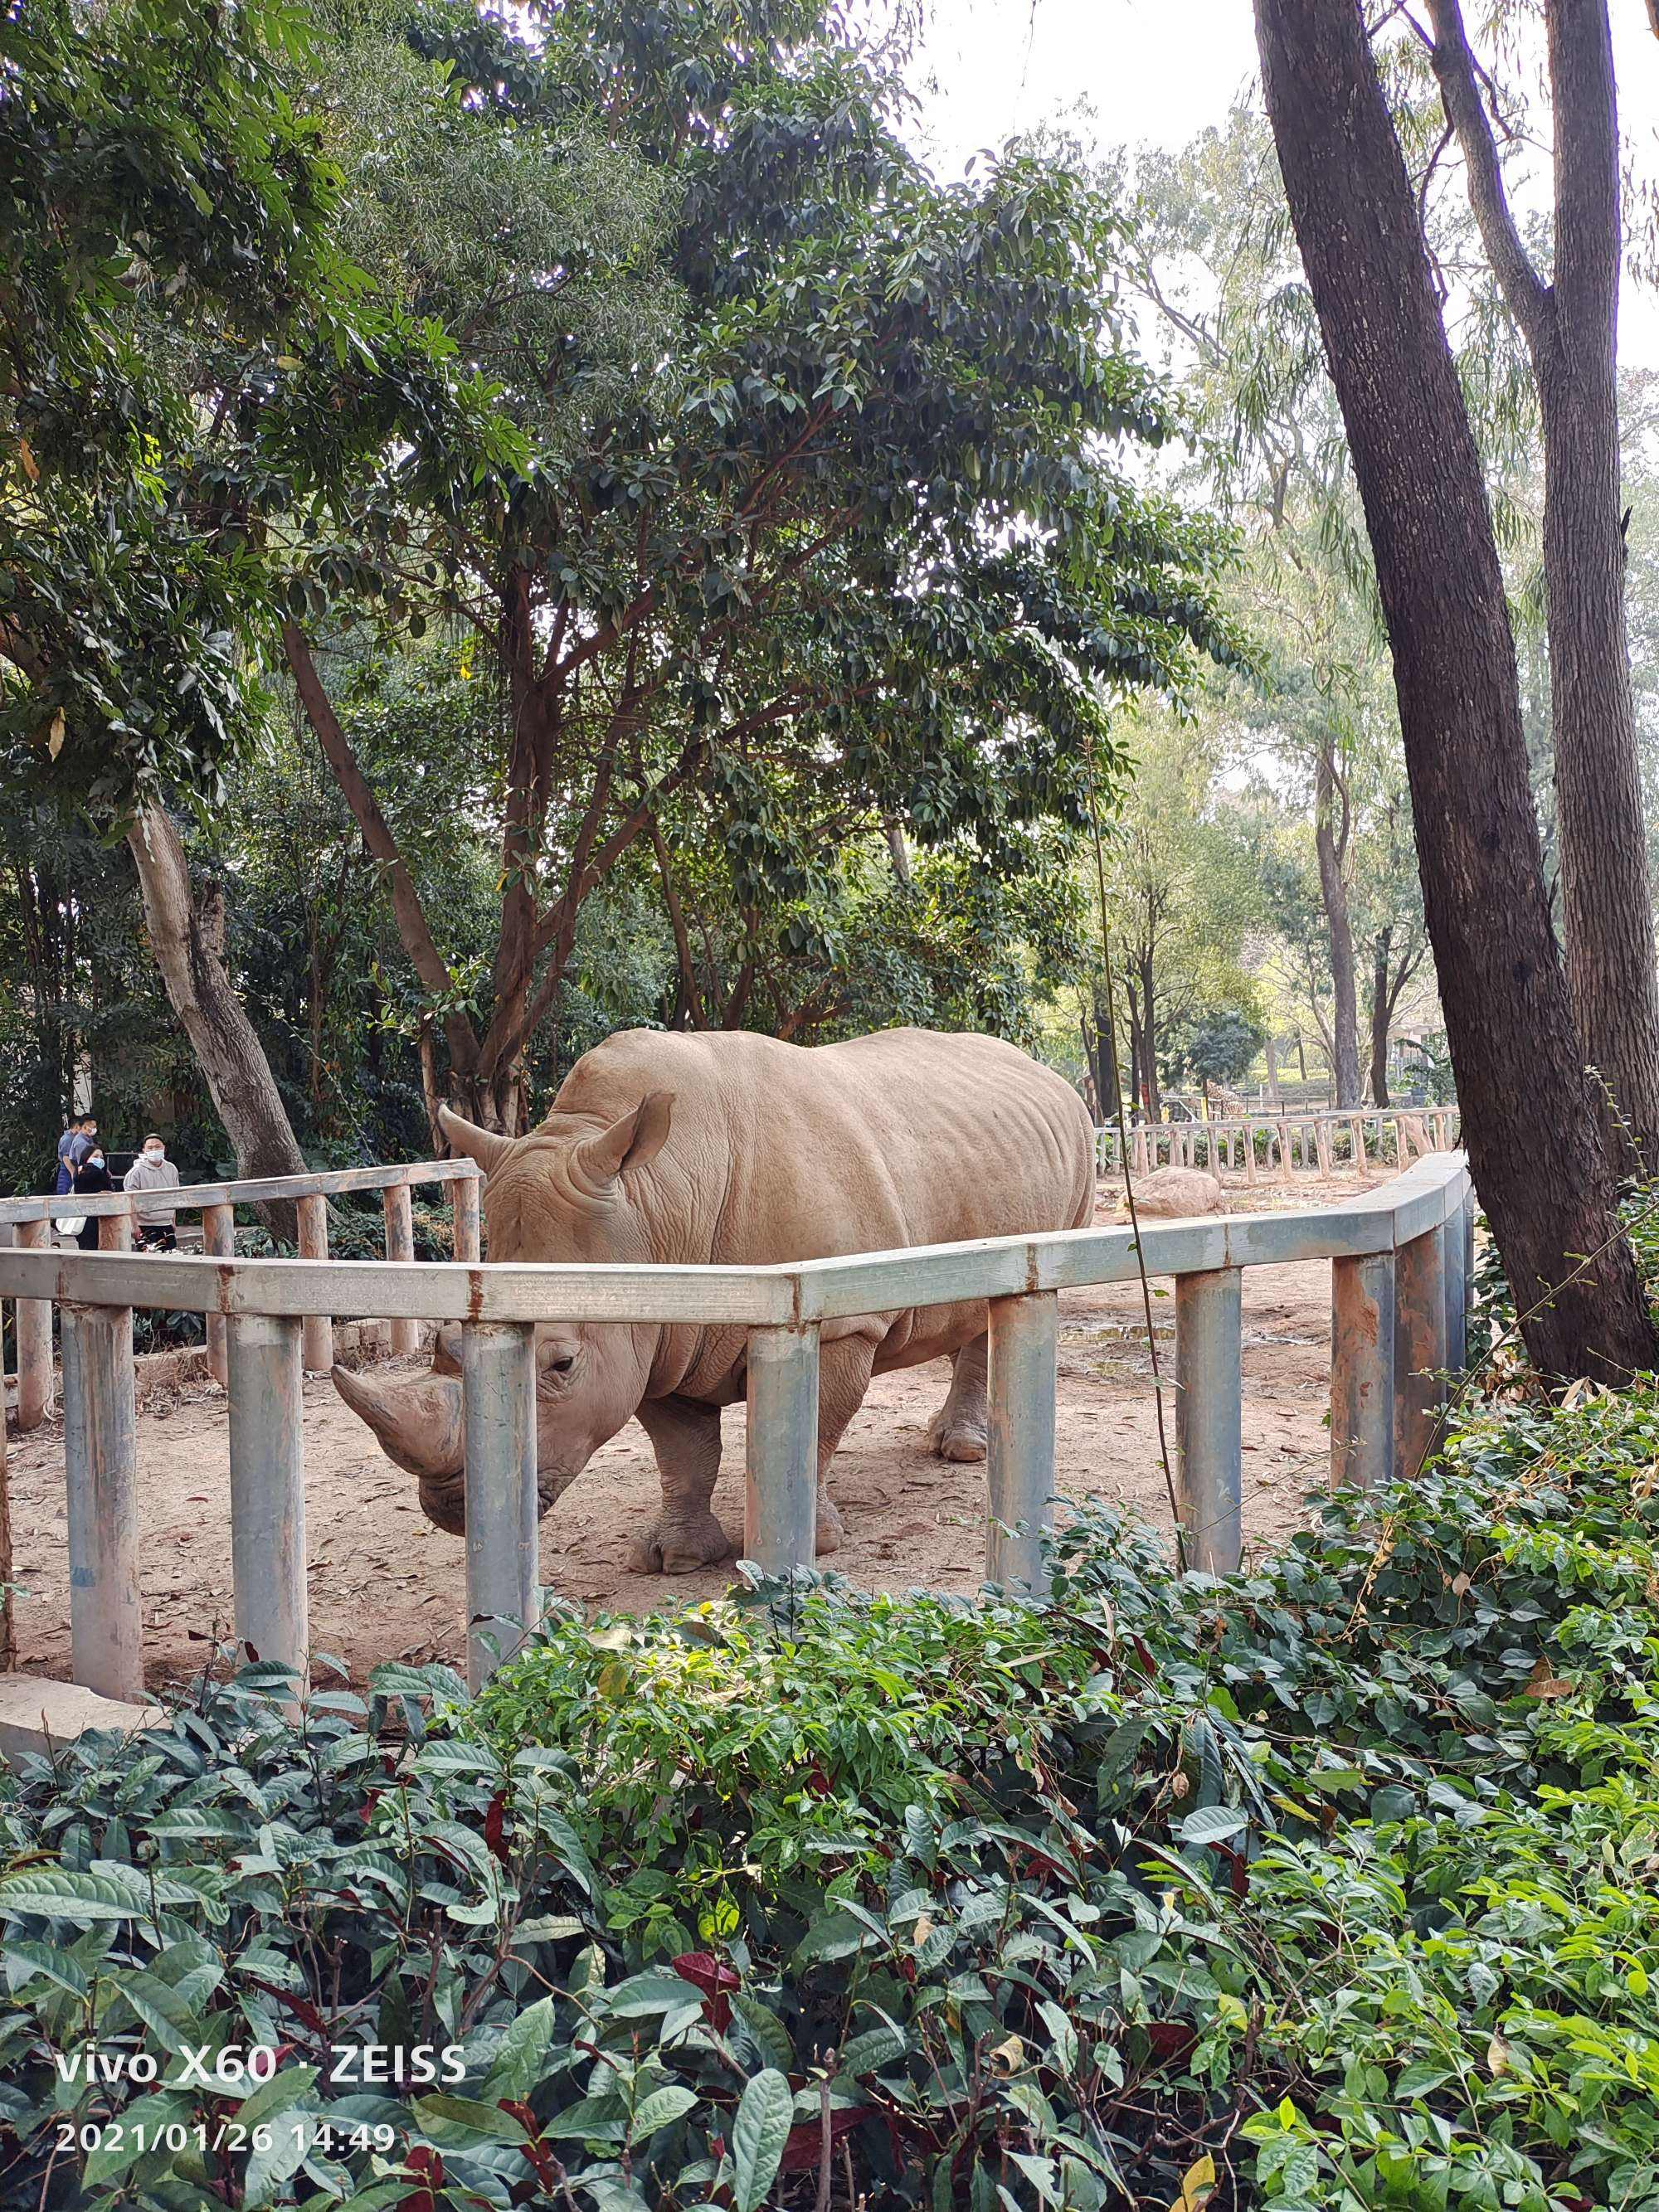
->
[[898, 0, 1659, 372]]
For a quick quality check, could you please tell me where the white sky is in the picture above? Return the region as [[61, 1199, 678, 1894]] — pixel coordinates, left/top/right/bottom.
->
[[901, 0, 1659, 372]]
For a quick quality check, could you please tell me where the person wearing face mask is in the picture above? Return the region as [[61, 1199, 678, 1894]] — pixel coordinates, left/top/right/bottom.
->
[[124, 1132, 182, 1252], [71, 1140, 114, 1249]]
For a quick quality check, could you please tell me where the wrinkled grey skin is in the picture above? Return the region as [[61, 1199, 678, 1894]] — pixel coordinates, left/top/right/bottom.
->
[[334, 1027, 1094, 1573]]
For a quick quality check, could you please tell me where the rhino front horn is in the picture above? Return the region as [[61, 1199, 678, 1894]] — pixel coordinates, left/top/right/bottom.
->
[[332, 1362, 465, 1484]]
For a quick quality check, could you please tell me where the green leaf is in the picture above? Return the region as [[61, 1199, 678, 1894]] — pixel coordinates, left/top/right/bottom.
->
[[731, 2069, 794, 2212], [236, 2063, 319, 2129], [409, 2093, 530, 2146], [0, 1867, 164, 1920], [114, 1965, 201, 2052], [483, 1995, 558, 2100], [1177, 1805, 1248, 1847], [630, 2084, 699, 2138]]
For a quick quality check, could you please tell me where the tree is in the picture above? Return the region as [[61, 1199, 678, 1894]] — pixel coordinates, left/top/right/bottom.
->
[[1354, 779, 1431, 1106], [1121, 115, 1420, 1109], [1423, 0, 1659, 1166], [1097, 713, 1258, 1121], [0, 0, 353, 1202], [1253, 0, 1655, 1378], [272, 2, 1238, 1130]]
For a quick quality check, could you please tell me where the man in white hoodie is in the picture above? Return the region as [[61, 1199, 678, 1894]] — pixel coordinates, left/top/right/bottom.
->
[[123, 1133, 182, 1251]]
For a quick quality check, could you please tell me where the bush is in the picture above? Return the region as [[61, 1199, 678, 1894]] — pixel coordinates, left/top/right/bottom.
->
[[1, 1386, 1657, 2208]]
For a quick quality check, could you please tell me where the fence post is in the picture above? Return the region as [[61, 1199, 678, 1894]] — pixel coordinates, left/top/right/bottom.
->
[[98, 1203, 133, 1253], [1132, 1126, 1149, 1176], [1331, 1251, 1396, 1490], [985, 1290, 1057, 1596], [382, 1179, 418, 1356], [1243, 1122, 1258, 1185], [1443, 1194, 1468, 1380], [453, 1169, 482, 1264], [1394, 1224, 1449, 1480], [1175, 1268, 1243, 1573], [60, 1301, 143, 1702], [745, 1323, 821, 1575], [461, 1320, 538, 1693], [1348, 1116, 1365, 1175], [227, 1314, 308, 1696], [1276, 1121, 1295, 1186], [295, 1195, 333, 1375], [203, 1202, 235, 1389], [14, 1218, 53, 1429]]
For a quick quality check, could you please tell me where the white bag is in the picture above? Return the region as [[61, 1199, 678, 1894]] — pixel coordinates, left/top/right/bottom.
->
[[55, 1215, 85, 1238]]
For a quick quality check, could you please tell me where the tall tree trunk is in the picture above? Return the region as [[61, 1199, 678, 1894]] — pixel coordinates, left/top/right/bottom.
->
[[1427, 0, 1659, 1169], [1139, 960, 1160, 1121], [1540, 338, 1658, 1165], [1314, 741, 1360, 1104], [1254, 0, 1655, 1380], [127, 809, 306, 1240], [1370, 933, 1393, 1106]]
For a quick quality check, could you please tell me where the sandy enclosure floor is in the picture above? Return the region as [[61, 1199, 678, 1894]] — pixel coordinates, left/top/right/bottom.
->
[[5, 1177, 1369, 1689]]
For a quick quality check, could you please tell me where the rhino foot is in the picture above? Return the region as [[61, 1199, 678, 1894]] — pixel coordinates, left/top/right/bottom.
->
[[928, 1413, 988, 1464], [816, 1489, 844, 1556], [629, 1509, 735, 1576]]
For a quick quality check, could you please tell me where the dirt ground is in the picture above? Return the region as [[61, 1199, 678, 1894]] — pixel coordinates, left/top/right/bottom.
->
[[4, 1175, 1368, 1690]]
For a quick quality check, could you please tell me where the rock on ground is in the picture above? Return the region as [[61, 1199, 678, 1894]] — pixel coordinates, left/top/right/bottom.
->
[[1117, 1166, 1228, 1218]]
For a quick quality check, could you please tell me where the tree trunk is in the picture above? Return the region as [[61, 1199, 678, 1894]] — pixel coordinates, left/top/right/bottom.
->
[[1540, 330, 1659, 1166], [1139, 960, 1160, 1121], [1427, 0, 1659, 1171], [1254, 0, 1655, 1380], [1263, 1033, 1280, 1106], [1370, 933, 1392, 1106], [1314, 742, 1360, 1104], [127, 809, 306, 1241]]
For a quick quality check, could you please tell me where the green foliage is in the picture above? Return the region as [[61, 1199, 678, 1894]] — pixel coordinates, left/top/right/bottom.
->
[[4, 1383, 1658, 2207], [1, 0, 335, 805], [263, 0, 1243, 1111], [1164, 1005, 1265, 1089]]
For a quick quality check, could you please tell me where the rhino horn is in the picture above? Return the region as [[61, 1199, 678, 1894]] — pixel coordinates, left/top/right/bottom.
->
[[332, 1362, 464, 1482], [569, 1091, 674, 1194], [438, 1104, 515, 1180]]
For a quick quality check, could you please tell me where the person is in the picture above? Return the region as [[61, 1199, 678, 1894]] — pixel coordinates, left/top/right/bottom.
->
[[54, 1117, 80, 1194], [71, 1140, 114, 1250], [54, 1113, 95, 1194], [124, 1132, 182, 1251]]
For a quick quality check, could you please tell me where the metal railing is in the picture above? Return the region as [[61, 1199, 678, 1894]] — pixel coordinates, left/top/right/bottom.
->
[[1, 1159, 481, 1428], [1097, 1106, 1460, 1183], [0, 1150, 1473, 1701]]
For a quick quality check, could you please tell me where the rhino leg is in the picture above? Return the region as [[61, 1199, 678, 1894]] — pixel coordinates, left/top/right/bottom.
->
[[811, 1333, 882, 1557], [629, 1395, 734, 1575], [927, 1334, 989, 1464]]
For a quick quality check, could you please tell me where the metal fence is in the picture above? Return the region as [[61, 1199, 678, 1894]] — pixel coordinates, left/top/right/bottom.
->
[[0, 1150, 1472, 1701], [1097, 1106, 1460, 1183]]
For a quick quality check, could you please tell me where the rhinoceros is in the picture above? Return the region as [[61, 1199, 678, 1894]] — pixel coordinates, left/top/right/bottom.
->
[[333, 1026, 1094, 1573]]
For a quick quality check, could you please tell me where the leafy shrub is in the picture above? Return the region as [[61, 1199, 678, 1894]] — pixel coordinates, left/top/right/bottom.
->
[[1, 1386, 1657, 2208]]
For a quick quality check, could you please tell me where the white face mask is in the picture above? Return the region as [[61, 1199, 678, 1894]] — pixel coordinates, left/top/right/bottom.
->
[[144, 1147, 163, 1162]]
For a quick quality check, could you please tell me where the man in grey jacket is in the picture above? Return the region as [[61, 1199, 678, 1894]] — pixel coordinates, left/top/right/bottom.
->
[[123, 1133, 182, 1251]]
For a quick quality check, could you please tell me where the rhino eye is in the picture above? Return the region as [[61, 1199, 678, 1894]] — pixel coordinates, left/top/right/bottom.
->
[[547, 1353, 576, 1375]]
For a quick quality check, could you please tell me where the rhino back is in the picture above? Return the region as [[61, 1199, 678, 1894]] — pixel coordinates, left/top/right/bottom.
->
[[557, 1025, 1094, 1263]]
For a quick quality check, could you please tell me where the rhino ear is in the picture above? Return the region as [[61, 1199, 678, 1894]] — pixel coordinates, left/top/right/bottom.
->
[[438, 1105, 514, 1179], [570, 1091, 674, 1194]]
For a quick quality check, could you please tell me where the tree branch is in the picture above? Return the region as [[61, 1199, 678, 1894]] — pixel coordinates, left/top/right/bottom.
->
[[1423, 0, 1556, 355], [281, 621, 480, 1076]]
